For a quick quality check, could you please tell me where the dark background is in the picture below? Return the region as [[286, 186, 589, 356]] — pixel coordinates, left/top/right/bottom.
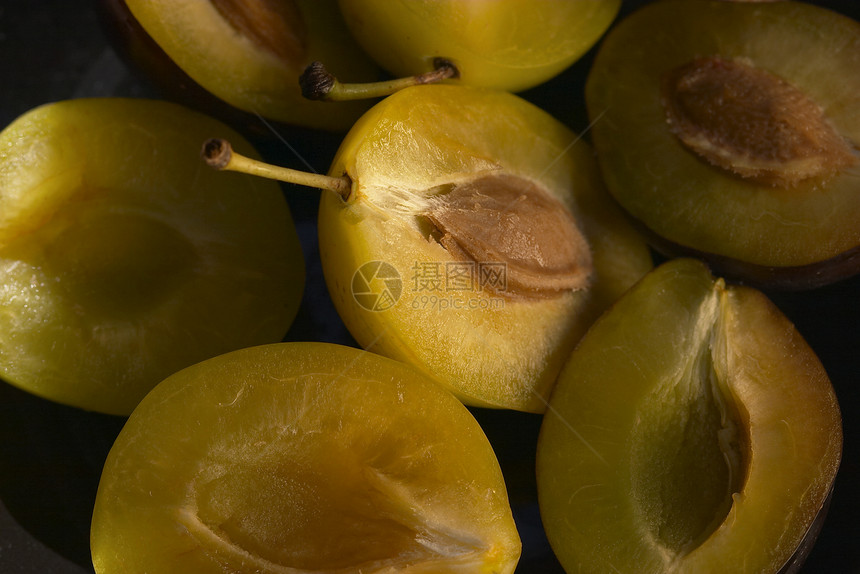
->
[[0, 1, 858, 572]]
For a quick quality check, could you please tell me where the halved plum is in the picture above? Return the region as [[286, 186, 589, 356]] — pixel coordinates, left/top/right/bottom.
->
[[100, 0, 379, 130], [313, 84, 654, 413], [91, 342, 521, 573], [586, 0, 860, 289], [0, 98, 304, 415], [537, 258, 842, 573]]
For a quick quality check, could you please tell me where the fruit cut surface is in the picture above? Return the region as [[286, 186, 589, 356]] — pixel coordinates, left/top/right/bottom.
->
[[318, 84, 652, 413], [586, 0, 860, 283], [90, 342, 521, 573], [122, 0, 378, 129], [536, 258, 842, 574], [0, 98, 304, 415]]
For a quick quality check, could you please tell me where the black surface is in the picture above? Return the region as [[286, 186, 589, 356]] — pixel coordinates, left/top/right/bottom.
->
[[0, 1, 858, 573]]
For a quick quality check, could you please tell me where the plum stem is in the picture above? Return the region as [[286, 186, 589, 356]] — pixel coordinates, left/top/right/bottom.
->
[[300, 58, 459, 101], [201, 138, 351, 200]]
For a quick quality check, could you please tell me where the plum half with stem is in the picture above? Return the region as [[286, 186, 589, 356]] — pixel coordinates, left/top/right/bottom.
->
[[103, 0, 380, 131], [301, 0, 621, 100], [586, 0, 860, 289], [204, 84, 653, 413], [0, 98, 304, 415], [537, 258, 842, 573]]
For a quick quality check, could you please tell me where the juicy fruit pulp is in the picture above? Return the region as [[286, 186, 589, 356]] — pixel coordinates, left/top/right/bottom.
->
[[337, 0, 621, 92], [0, 98, 304, 415], [537, 258, 842, 574], [90, 342, 521, 573], [317, 84, 652, 412], [586, 0, 860, 287], [120, 0, 378, 130]]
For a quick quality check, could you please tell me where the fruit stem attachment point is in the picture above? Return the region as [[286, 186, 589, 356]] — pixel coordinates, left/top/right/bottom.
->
[[201, 138, 352, 200], [300, 58, 459, 101]]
